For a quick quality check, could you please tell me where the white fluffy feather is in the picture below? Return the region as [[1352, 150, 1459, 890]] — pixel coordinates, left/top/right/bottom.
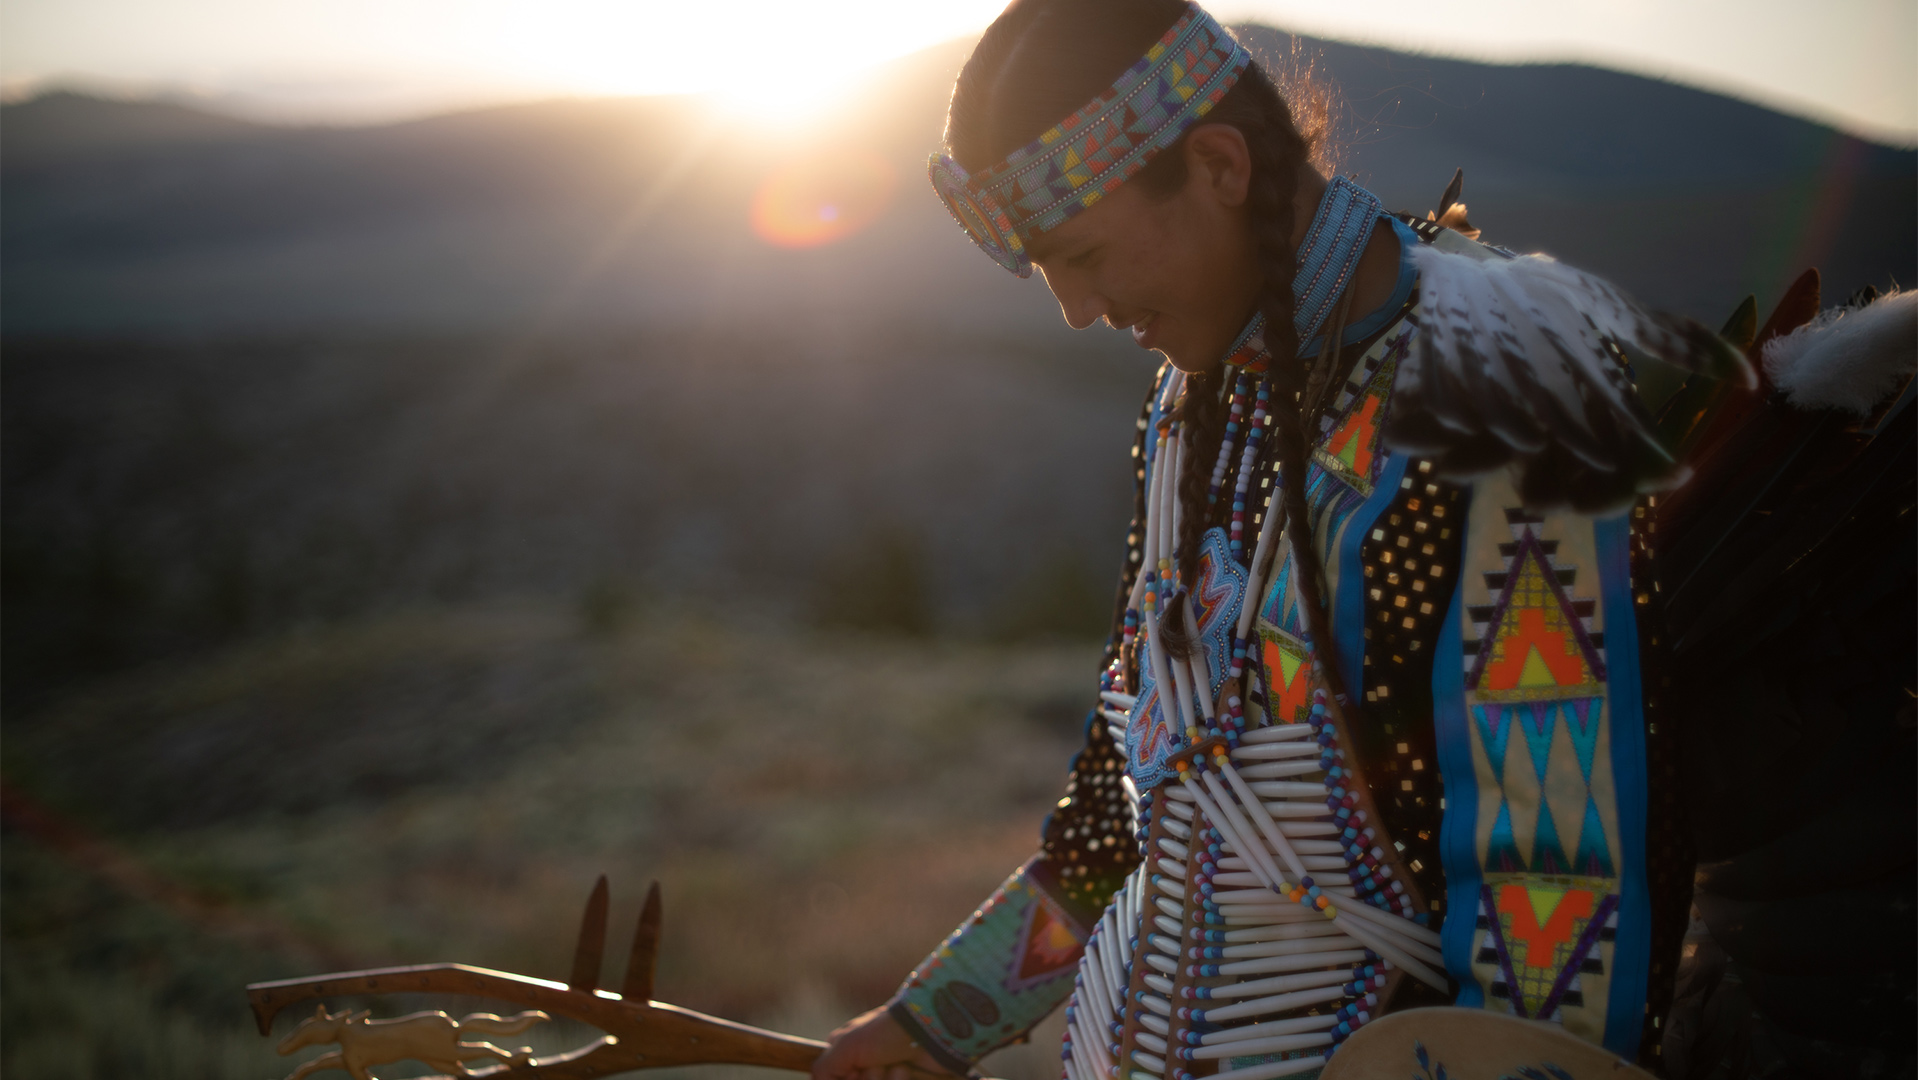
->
[[1762, 290, 1917, 415]]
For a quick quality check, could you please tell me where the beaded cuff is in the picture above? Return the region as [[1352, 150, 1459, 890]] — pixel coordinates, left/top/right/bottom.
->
[[888, 858, 1091, 1074]]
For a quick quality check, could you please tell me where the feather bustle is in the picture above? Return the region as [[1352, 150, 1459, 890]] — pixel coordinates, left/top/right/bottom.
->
[[1388, 241, 1751, 510]]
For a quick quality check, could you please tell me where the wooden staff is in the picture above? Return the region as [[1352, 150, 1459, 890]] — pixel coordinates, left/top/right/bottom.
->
[[248, 878, 826, 1080]]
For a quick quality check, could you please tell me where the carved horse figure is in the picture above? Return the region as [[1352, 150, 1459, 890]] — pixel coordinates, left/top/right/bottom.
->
[[275, 1003, 547, 1080]]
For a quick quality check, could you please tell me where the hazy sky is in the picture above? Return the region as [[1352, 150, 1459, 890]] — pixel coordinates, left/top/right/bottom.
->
[[4, 0, 1913, 142]]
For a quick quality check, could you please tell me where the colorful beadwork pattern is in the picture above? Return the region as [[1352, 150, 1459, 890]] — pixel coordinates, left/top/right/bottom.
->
[[1311, 326, 1411, 495], [1434, 480, 1650, 1054], [1125, 527, 1245, 789], [927, 3, 1250, 276], [889, 859, 1089, 1074]]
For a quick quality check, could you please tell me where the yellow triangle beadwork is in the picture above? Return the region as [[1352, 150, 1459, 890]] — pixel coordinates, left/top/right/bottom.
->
[[1525, 885, 1569, 926], [1276, 648, 1305, 695], [1518, 648, 1560, 688]]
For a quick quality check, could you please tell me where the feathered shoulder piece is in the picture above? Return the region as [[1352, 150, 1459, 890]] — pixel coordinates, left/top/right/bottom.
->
[[1382, 223, 1753, 512]]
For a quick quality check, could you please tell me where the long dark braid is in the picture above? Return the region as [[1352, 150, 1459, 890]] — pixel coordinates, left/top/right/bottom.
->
[[1174, 367, 1226, 586], [1227, 69, 1355, 706]]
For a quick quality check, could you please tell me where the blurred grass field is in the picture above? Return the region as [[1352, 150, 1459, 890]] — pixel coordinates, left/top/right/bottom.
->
[[2, 600, 1093, 1079]]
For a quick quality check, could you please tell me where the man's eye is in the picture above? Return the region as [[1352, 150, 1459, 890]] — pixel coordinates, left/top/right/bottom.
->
[[1067, 249, 1100, 269]]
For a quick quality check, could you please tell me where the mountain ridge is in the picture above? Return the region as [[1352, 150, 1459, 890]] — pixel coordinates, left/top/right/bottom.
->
[[4, 28, 1911, 338]]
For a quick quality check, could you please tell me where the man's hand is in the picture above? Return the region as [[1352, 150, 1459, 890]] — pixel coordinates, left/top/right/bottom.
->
[[811, 1006, 956, 1080]]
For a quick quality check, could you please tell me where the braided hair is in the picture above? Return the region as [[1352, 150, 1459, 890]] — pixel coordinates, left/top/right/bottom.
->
[[946, 0, 1340, 670]]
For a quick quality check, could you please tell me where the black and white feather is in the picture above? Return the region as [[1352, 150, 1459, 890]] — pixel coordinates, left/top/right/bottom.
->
[[1384, 234, 1753, 512]]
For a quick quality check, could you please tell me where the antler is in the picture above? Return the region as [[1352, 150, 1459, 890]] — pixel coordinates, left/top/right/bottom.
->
[[247, 879, 825, 1079]]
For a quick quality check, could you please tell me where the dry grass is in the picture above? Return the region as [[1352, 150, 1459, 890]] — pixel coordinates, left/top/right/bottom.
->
[[2, 602, 1098, 1079]]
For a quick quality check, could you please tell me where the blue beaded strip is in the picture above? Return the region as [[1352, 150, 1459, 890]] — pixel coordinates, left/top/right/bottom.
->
[[1222, 177, 1387, 368], [1292, 177, 1385, 342]]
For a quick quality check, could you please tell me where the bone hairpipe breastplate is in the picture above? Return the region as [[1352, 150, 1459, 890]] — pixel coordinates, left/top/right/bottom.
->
[[1072, 357, 1444, 1080]]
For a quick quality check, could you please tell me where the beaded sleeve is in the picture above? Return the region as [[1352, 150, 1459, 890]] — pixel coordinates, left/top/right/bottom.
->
[[885, 373, 1162, 1072], [886, 720, 1136, 1073]]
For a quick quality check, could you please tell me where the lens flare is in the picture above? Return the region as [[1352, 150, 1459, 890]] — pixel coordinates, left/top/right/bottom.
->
[[750, 149, 897, 249]]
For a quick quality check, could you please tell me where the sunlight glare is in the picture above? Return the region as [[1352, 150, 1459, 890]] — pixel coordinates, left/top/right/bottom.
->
[[453, 0, 1003, 128], [751, 148, 897, 248]]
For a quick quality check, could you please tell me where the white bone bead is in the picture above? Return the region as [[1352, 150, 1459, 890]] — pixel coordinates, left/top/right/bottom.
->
[[1185, 1033, 1332, 1060], [1222, 921, 1349, 944], [1194, 983, 1345, 1023], [1211, 947, 1369, 976], [1240, 724, 1313, 744], [1131, 1050, 1167, 1074], [1207, 1053, 1328, 1080], [1231, 742, 1321, 761], [1246, 781, 1328, 798], [1221, 935, 1358, 960], [1197, 1013, 1339, 1046], [1233, 760, 1321, 779]]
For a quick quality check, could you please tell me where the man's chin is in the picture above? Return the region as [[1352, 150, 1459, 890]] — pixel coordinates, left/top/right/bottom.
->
[[1163, 346, 1225, 375]]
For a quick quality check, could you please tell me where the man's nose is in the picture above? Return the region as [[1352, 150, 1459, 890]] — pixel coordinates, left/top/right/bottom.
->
[[1040, 270, 1107, 331]]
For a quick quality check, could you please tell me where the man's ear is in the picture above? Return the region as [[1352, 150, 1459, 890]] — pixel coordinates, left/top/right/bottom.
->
[[1183, 124, 1253, 208]]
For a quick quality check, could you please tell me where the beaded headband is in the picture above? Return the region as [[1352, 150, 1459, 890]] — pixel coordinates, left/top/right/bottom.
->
[[928, 3, 1252, 277]]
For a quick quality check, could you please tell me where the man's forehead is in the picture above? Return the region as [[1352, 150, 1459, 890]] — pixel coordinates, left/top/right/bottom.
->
[[1021, 208, 1100, 261], [1021, 226, 1068, 262]]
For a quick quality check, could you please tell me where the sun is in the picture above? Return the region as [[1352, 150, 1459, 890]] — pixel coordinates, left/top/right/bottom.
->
[[705, 65, 872, 129], [450, 1, 997, 125]]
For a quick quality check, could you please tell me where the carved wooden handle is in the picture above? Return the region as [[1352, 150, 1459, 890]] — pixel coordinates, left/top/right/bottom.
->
[[248, 878, 828, 1078]]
